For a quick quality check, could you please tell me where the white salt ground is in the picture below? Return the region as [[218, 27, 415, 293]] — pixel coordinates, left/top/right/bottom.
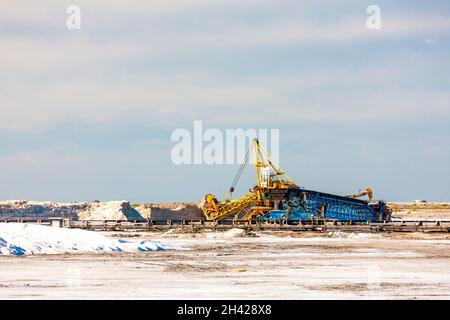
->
[[0, 223, 185, 255], [326, 231, 383, 239], [205, 228, 246, 238]]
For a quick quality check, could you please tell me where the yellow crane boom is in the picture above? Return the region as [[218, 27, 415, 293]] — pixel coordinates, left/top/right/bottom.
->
[[200, 138, 297, 221], [346, 187, 373, 201], [201, 192, 258, 221]]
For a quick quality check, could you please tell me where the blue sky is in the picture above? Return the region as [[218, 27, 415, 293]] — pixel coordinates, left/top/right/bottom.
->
[[1, 0, 449, 202]]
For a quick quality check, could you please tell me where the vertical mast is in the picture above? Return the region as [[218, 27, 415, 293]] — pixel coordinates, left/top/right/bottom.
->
[[252, 138, 296, 189]]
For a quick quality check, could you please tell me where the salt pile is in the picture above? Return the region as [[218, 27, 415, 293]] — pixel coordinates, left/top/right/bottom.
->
[[205, 228, 247, 239], [223, 228, 246, 238], [0, 200, 90, 218], [135, 203, 204, 220], [0, 200, 207, 221], [0, 200, 143, 221], [0, 223, 179, 255], [77, 201, 142, 220]]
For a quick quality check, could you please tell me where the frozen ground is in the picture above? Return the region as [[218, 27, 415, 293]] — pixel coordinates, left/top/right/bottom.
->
[[1, 229, 450, 299]]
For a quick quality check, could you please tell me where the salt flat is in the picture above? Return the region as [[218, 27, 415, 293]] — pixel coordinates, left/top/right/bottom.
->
[[1, 230, 450, 299]]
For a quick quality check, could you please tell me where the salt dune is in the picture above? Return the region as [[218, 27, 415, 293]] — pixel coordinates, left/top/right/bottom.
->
[[0, 223, 184, 255]]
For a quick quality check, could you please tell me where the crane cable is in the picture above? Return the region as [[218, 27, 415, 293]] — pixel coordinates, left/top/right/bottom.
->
[[221, 147, 250, 202]]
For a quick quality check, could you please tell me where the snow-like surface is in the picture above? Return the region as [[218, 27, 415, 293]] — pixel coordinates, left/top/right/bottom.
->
[[0, 223, 180, 255], [2, 233, 450, 299]]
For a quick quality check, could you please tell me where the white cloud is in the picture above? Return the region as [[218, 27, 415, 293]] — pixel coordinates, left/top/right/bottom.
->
[[2, 63, 449, 132], [0, 0, 285, 24], [1, 1, 450, 132], [0, 36, 146, 74], [424, 37, 439, 45], [178, 14, 450, 48]]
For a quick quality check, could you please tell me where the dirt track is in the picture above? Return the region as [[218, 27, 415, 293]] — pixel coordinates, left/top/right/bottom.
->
[[1, 231, 450, 299]]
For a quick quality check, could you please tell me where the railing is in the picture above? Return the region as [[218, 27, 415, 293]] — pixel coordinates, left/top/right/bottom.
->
[[1, 217, 449, 232]]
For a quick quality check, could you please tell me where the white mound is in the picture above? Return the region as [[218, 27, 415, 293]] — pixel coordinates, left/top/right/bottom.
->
[[326, 231, 382, 239], [0, 223, 175, 255], [204, 228, 247, 239], [0, 200, 143, 221], [223, 228, 246, 238], [77, 201, 142, 220]]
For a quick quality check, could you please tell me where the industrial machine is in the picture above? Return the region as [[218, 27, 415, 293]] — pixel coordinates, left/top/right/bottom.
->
[[201, 139, 390, 223], [346, 187, 373, 201]]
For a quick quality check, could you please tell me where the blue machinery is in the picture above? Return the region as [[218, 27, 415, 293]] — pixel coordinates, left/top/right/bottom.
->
[[201, 139, 390, 223], [259, 189, 388, 223]]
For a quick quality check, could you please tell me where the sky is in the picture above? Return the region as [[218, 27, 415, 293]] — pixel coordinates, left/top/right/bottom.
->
[[0, 0, 449, 203]]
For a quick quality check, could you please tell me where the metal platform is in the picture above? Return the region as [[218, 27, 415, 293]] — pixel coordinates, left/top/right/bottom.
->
[[2, 217, 449, 233]]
